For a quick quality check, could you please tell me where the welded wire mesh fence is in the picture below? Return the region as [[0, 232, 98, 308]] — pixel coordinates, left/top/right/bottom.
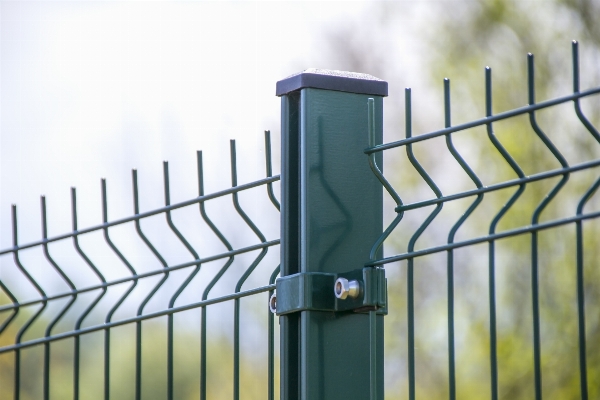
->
[[1, 40, 599, 400], [0, 132, 280, 400], [366, 41, 600, 400]]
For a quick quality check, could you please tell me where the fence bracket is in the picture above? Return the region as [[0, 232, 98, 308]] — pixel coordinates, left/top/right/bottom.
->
[[273, 267, 387, 316]]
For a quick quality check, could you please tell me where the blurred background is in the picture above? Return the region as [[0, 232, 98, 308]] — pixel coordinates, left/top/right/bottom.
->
[[1, 1, 600, 399]]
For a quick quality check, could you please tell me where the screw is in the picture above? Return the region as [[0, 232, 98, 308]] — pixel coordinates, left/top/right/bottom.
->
[[334, 277, 360, 300], [269, 293, 277, 314]]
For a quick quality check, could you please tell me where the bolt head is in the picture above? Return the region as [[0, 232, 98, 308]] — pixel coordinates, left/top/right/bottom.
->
[[335, 277, 350, 299], [335, 277, 361, 300], [269, 293, 277, 314]]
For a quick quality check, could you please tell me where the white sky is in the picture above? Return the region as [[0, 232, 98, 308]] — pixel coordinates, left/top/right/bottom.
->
[[1, 0, 453, 311], [1, 0, 424, 356], [0, 1, 378, 246], [1, 1, 443, 313]]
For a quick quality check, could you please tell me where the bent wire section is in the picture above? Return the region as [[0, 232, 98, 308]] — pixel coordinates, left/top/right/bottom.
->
[[0, 135, 281, 400], [363, 42, 600, 400]]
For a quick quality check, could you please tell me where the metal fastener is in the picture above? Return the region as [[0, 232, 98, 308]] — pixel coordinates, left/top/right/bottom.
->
[[334, 277, 360, 300], [269, 292, 277, 314]]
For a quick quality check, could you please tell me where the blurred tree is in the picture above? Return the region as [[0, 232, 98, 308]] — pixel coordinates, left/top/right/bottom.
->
[[323, 1, 600, 399], [0, 311, 273, 400]]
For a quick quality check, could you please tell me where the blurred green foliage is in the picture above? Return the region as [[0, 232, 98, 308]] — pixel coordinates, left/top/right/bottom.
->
[[373, 1, 600, 399], [0, 308, 274, 400], [323, 0, 600, 398]]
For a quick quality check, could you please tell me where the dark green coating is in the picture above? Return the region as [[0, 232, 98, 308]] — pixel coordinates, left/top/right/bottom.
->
[[362, 42, 600, 400], [280, 80, 385, 399], [276, 273, 336, 314], [275, 268, 386, 315]]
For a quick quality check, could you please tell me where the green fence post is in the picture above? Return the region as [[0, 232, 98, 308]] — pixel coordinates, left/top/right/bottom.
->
[[276, 70, 387, 399]]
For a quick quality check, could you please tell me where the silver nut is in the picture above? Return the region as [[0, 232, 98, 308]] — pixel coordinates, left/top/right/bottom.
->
[[334, 277, 360, 300], [269, 293, 277, 314]]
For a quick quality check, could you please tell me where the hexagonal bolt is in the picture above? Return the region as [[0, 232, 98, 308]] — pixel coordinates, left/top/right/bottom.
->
[[334, 277, 361, 300], [269, 292, 277, 314]]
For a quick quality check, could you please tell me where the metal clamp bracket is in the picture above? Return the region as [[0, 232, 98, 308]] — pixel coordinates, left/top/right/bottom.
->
[[271, 267, 387, 316]]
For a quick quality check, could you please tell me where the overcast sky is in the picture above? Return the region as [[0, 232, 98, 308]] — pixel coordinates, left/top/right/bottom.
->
[[0, 1, 445, 309], [0, 1, 387, 246]]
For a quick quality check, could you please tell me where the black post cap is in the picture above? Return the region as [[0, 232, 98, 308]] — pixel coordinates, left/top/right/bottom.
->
[[276, 68, 388, 97]]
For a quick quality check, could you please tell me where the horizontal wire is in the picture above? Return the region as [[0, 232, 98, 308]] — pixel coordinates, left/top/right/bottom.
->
[[0, 175, 280, 255], [365, 87, 600, 154], [396, 159, 600, 212], [0, 239, 279, 312], [366, 209, 600, 266], [0, 283, 275, 354]]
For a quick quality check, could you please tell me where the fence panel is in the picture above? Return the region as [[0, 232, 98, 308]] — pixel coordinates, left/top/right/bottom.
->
[[1, 41, 599, 400], [0, 134, 280, 400], [365, 40, 600, 400]]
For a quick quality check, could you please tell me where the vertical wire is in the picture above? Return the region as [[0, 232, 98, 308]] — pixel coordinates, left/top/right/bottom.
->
[[404, 88, 445, 400], [162, 161, 201, 400], [406, 90, 416, 400], [369, 309, 377, 400], [571, 40, 600, 400], [484, 67, 527, 400], [131, 169, 170, 400], [233, 145, 242, 400], [443, 78, 485, 400], [367, 97, 403, 400], [101, 179, 138, 400], [12, 204, 48, 400], [485, 67, 500, 400], [444, 79, 456, 400], [104, 316, 110, 400], [366, 98, 401, 400], [196, 151, 236, 400], [268, 265, 280, 400], [367, 97, 398, 400], [444, 78, 456, 400], [71, 187, 107, 400], [574, 177, 600, 400], [230, 140, 269, 400], [41, 196, 78, 400], [485, 70, 499, 400], [527, 53, 570, 400], [263, 133, 281, 400]]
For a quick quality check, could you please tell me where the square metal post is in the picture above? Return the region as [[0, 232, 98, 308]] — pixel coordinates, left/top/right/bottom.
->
[[277, 69, 387, 400]]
